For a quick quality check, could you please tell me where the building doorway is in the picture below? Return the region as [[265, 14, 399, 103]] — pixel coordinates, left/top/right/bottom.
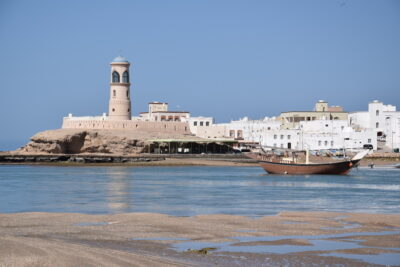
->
[[287, 142, 291, 149]]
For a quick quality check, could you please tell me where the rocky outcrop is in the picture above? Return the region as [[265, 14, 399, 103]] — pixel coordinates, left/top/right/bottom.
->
[[19, 130, 87, 154], [17, 129, 200, 155]]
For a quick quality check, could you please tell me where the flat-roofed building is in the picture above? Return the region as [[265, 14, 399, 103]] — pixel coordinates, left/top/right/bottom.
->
[[280, 100, 348, 129], [139, 102, 190, 122], [349, 100, 399, 151]]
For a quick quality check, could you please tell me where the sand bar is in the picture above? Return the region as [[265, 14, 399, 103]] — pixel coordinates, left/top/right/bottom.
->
[[1, 212, 399, 266]]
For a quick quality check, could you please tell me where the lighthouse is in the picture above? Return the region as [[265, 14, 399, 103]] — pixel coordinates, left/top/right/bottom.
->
[[108, 56, 132, 120]]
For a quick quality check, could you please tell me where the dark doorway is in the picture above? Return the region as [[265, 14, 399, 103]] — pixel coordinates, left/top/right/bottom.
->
[[287, 142, 291, 149]]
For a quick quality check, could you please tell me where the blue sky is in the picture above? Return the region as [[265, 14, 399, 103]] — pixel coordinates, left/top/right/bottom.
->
[[0, 0, 399, 150]]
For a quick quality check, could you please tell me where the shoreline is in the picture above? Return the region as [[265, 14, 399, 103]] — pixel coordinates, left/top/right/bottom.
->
[[1, 211, 399, 266], [0, 155, 399, 167]]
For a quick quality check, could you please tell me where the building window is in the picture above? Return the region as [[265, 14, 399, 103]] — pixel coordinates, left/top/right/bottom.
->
[[128, 108, 130, 112], [331, 141, 334, 146], [273, 143, 277, 147], [287, 135, 291, 140], [122, 71, 129, 83], [206, 122, 210, 126], [280, 135, 284, 139], [376, 110, 379, 116], [368, 138, 371, 143], [126, 91, 129, 97], [324, 141, 328, 146], [194, 121, 197, 126], [112, 108, 115, 112], [376, 122, 379, 128], [200, 122, 204, 126], [230, 130, 235, 137], [280, 144, 283, 148], [112, 71, 120, 83], [318, 140, 321, 146], [113, 90, 116, 97], [274, 135, 277, 139]]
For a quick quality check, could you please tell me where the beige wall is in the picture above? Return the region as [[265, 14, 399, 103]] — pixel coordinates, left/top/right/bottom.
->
[[149, 103, 168, 113], [62, 118, 191, 134], [193, 125, 228, 139], [315, 101, 328, 112]]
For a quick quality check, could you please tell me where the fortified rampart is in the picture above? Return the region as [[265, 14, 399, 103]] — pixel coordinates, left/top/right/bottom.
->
[[62, 117, 191, 134]]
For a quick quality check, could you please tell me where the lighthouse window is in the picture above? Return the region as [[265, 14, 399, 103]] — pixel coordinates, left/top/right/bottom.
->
[[113, 90, 116, 97], [112, 71, 120, 83], [122, 71, 129, 83], [112, 108, 115, 112]]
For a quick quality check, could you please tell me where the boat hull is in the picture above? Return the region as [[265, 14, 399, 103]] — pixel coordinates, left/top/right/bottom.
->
[[257, 159, 360, 175]]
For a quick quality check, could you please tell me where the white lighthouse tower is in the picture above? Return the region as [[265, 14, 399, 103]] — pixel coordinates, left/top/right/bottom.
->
[[108, 56, 132, 120]]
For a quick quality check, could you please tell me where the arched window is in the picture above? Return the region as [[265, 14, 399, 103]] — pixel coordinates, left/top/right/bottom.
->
[[112, 71, 120, 83], [122, 71, 129, 83]]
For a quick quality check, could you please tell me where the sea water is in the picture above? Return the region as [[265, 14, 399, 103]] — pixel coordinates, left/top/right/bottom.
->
[[0, 165, 399, 216]]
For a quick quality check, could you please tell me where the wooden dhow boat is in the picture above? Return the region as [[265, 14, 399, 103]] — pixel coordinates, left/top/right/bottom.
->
[[247, 149, 369, 175]]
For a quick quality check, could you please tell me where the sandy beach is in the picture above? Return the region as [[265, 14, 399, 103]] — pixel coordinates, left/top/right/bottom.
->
[[1, 212, 399, 266]]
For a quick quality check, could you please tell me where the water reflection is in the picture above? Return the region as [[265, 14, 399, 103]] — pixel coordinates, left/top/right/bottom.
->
[[105, 168, 131, 213], [0, 166, 399, 216]]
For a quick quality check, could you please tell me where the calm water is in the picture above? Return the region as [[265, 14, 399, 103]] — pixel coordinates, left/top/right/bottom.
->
[[0, 165, 399, 216]]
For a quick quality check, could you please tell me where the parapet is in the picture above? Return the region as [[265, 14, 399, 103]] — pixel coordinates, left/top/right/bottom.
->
[[62, 116, 191, 134]]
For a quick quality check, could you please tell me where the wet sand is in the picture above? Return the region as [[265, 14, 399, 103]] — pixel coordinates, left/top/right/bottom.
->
[[1, 212, 399, 266]]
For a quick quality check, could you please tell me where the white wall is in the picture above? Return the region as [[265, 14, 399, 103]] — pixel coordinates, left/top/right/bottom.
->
[[384, 112, 400, 150], [350, 101, 399, 150]]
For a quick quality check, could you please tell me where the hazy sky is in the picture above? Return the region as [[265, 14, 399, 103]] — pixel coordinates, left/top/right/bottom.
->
[[0, 0, 399, 150]]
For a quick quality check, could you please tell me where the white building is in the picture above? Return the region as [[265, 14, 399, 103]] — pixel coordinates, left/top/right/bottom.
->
[[221, 117, 280, 140], [349, 100, 399, 151], [210, 101, 379, 151], [259, 120, 376, 151]]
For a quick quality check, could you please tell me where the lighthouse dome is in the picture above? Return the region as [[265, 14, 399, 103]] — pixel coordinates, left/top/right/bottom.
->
[[112, 56, 129, 63]]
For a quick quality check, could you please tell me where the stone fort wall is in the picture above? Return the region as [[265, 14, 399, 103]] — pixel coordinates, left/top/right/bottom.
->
[[62, 117, 191, 134]]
